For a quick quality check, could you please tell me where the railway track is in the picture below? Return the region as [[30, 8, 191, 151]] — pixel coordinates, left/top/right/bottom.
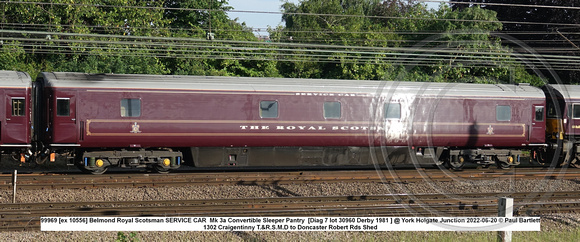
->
[[1, 167, 579, 190], [1, 168, 579, 231], [2, 191, 579, 231]]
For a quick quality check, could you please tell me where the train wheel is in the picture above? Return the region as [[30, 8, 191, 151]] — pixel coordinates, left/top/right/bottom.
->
[[152, 165, 171, 174], [77, 165, 109, 175], [77, 158, 109, 174], [89, 167, 108, 175], [497, 161, 511, 169], [495, 156, 513, 170], [448, 155, 464, 170]]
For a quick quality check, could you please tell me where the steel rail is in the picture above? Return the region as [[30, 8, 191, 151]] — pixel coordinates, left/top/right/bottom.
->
[[1, 168, 578, 190], [2, 191, 580, 231]]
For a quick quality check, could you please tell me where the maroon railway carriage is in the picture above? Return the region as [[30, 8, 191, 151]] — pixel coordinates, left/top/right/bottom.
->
[[0, 71, 32, 161], [36, 72, 547, 173], [401, 82, 546, 168], [542, 84, 580, 168]]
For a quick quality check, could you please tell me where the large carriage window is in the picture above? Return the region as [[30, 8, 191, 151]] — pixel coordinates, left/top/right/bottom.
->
[[573, 104, 580, 119], [56, 98, 70, 116], [535, 106, 544, 122], [11, 98, 25, 116], [323, 101, 341, 119], [385, 103, 401, 119], [260, 101, 278, 118], [496, 105, 511, 121], [121, 99, 141, 117]]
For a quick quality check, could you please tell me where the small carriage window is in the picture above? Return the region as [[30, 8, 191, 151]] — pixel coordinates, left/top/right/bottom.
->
[[385, 103, 401, 119], [535, 106, 544, 122], [121, 99, 141, 117], [56, 98, 70, 116], [260, 101, 278, 118], [496, 105, 511, 121], [11, 98, 25, 116], [323, 102, 341, 119], [573, 104, 580, 119], [546, 102, 557, 118]]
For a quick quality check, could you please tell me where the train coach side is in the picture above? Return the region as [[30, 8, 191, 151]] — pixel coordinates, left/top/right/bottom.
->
[[399, 82, 546, 168], [35, 72, 548, 173], [0, 71, 32, 162]]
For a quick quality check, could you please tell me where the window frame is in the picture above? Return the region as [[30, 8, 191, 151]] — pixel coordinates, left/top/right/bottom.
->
[[259, 100, 278, 118], [11, 97, 25, 117], [384, 102, 401, 120], [323, 101, 341, 119], [534, 106, 544, 122], [56, 98, 71, 117], [546, 102, 558, 119], [572, 104, 580, 119], [496, 105, 512, 121], [121, 98, 141, 118]]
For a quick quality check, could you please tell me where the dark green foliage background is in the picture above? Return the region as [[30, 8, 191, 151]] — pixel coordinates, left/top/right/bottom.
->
[[0, 0, 562, 85]]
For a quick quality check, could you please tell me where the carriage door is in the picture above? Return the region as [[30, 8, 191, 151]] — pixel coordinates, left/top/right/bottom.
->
[[52, 94, 77, 144], [531, 104, 545, 143], [4, 91, 28, 144]]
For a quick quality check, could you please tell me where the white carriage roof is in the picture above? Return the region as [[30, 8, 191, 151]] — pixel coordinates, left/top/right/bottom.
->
[[41, 72, 546, 99], [545, 84, 580, 100], [0, 71, 31, 87]]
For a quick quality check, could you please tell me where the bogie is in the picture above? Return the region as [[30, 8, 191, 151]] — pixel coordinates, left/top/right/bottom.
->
[[74, 149, 182, 174]]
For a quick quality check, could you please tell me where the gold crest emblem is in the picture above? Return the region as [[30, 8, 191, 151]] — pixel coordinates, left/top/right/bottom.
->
[[131, 122, 141, 133], [486, 125, 494, 135]]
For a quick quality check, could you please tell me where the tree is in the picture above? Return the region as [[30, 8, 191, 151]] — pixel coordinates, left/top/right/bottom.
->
[[0, 0, 279, 77], [0, 0, 548, 83], [161, 1, 280, 77], [389, 5, 543, 85], [451, 0, 580, 83], [277, 0, 542, 84], [278, 0, 399, 80], [0, 0, 172, 75], [451, 0, 579, 31]]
